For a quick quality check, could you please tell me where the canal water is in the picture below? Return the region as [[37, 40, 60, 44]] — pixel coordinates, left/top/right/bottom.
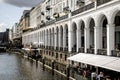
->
[[0, 53, 64, 80]]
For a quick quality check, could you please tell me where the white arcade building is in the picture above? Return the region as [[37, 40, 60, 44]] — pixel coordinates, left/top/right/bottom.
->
[[22, 0, 120, 78]]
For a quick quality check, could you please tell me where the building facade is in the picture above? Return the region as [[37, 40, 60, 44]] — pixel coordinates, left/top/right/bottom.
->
[[0, 29, 9, 47], [22, 0, 120, 79]]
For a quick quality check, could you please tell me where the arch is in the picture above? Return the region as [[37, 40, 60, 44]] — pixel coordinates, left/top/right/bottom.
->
[[89, 18, 95, 49], [113, 10, 120, 50], [64, 24, 68, 48], [110, 9, 120, 24], [59, 25, 63, 48], [78, 19, 85, 29], [79, 20, 85, 48], [72, 22, 77, 51], [72, 22, 77, 30], [51, 28, 54, 47], [97, 14, 108, 27], [97, 14, 108, 50], [56, 27, 59, 47], [46, 29, 48, 46], [49, 29, 52, 46]]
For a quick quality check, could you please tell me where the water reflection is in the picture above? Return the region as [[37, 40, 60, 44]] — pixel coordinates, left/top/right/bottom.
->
[[0, 53, 63, 80]]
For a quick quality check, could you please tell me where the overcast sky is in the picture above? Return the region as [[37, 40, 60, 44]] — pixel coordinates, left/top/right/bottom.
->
[[0, 0, 43, 32]]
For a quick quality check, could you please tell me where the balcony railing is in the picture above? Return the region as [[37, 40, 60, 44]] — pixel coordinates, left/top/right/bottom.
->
[[78, 48, 85, 53], [97, 0, 112, 6], [56, 14, 68, 22], [111, 50, 120, 57], [72, 2, 94, 16], [97, 49, 107, 55], [64, 47, 68, 52], [87, 48, 94, 54], [72, 47, 76, 53], [45, 19, 55, 26], [56, 47, 59, 50], [59, 47, 63, 51]]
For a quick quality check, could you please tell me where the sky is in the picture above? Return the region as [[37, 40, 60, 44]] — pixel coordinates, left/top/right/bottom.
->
[[0, 0, 43, 32]]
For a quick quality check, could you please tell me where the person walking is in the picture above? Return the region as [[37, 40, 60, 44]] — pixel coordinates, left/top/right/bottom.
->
[[97, 72, 105, 80]]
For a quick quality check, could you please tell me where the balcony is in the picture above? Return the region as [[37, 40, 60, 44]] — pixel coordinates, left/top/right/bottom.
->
[[97, 0, 112, 6], [111, 50, 120, 57], [72, 2, 94, 16], [78, 48, 84, 53], [76, 0, 85, 7], [87, 48, 94, 54], [45, 19, 55, 26], [97, 49, 107, 55], [46, 5, 51, 10], [56, 14, 68, 22], [63, 6, 70, 13]]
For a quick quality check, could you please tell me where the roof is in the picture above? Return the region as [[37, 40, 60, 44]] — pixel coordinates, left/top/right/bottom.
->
[[67, 53, 120, 72]]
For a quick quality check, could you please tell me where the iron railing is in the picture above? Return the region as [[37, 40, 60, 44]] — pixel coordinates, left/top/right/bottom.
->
[[97, 0, 112, 6], [72, 2, 94, 16], [97, 49, 107, 55]]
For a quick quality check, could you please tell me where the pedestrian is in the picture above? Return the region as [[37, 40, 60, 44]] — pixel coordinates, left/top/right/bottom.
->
[[105, 76, 111, 80], [97, 72, 105, 80], [91, 71, 97, 80]]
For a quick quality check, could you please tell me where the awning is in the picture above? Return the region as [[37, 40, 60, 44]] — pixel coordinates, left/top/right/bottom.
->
[[67, 53, 120, 72]]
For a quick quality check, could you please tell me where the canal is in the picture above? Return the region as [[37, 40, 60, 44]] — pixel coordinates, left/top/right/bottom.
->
[[0, 53, 64, 80]]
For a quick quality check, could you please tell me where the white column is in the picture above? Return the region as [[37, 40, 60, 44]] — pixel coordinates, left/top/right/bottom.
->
[[94, 26, 102, 54], [68, 30, 74, 52], [68, 12, 73, 52], [63, 29, 66, 48], [84, 28, 90, 53], [77, 29, 81, 52], [107, 24, 115, 56]]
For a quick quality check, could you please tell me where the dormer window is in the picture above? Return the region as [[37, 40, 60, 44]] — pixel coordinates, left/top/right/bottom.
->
[[46, 16, 51, 20], [41, 11, 44, 15], [46, 5, 51, 10], [53, 13, 59, 18]]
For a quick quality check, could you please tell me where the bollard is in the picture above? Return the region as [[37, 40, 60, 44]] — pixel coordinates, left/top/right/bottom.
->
[[52, 60, 54, 75], [42, 58, 45, 71], [66, 65, 70, 80]]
